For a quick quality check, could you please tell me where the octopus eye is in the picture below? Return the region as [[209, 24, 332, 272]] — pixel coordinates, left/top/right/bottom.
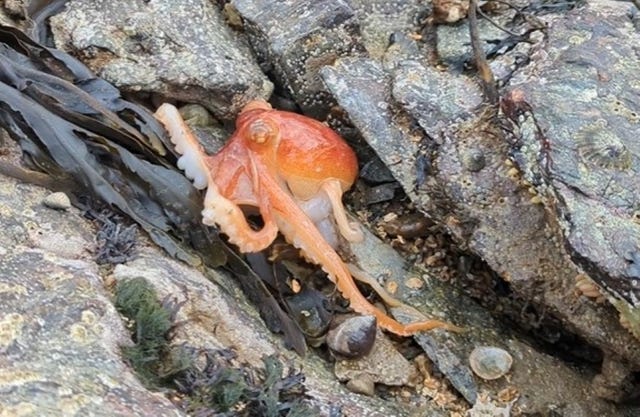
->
[[575, 119, 631, 170], [247, 119, 279, 144]]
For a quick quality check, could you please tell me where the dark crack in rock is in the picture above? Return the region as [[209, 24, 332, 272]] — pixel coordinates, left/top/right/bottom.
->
[[50, 0, 272, 120]]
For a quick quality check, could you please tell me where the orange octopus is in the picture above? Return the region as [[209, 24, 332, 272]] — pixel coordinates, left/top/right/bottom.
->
[[155, 100, 457, 337]]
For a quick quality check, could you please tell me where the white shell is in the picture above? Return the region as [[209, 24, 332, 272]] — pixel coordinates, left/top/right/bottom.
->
[[469, 346, 513, 380]]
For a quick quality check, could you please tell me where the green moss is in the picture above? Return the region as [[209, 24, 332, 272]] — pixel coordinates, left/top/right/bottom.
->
[[114, 277, 313, 415], [115, 277, 188, 387]]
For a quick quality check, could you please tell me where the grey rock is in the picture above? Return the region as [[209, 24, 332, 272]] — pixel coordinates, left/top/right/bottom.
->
[[505, 1, 640, 343], [50, 0, 272, 120], [232, 0, 366, 118], [347, 0, 423, 59], [319, 45, 638, 415], [349, 219, 633, 416], [334, 329, 413, 386], [0, 162, 183, 416], [321, 57, 420, 199]]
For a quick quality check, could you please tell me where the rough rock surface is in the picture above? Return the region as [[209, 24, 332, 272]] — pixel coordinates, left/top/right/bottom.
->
[[320, 1, 640, 402], [50, 0, 272, 120], [231, 0, 366, 118], [0, 154, 183, 416], [2, 0, 640, 414], [506, 1, 640, 341]]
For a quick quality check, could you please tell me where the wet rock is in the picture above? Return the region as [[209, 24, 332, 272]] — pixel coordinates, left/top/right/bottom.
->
[[321, 57, 420, 197], [360, 158, 396, 184], [50, 0, 272, 120], [466, 397, 512, 417], [350, 4, 640, 400], [232, 0, 366, 118], [505, 1, 640, 347], [347, 225, 636, 415], [363, 183, 399, 205], [319, 36, 637, 415], [0, 167, 182, 416]]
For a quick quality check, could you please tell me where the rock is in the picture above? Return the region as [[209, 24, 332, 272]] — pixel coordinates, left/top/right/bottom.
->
[[319, 39, 638, 415], [334, 329, 414, 387], [0, 164, 182, 416], [346, 373, 376, 396], [42, 191, 71, 210], [321, 57, 420, 197], [50, 0, 272, 120], [232, 0, 366, 118], [504, 1, 640, 347], [348, 0, 424, 59]]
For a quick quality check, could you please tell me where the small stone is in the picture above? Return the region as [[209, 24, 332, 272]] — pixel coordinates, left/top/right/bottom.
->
[[346, 373, 375, 396], [43, 192, 71, 210]]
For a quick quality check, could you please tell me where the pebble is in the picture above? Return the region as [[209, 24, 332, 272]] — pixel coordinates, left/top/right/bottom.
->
[[43, 192, 71, 210]]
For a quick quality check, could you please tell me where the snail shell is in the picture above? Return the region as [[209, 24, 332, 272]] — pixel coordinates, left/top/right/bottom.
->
[[326, 315, 377, 358]]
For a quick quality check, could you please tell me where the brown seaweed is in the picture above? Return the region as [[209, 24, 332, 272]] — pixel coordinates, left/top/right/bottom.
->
[[0, 24, 309, 354], [0, 24, 223, 267]]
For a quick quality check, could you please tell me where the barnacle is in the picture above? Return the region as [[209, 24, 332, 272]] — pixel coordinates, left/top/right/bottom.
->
[[575, 119, 631, 170]]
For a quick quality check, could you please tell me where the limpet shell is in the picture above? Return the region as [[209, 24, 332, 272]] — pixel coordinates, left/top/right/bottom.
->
[[462, 148, 486, 172], [469, 346, 513, 380]]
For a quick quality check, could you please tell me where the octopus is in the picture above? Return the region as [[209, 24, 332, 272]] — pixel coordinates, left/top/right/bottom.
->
[[155, 100, 458, 337]]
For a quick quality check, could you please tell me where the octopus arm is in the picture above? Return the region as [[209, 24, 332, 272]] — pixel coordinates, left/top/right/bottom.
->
[[320, 179, 363, 242], [155, 103, 278, 253], [255, 157, 456, 336]]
